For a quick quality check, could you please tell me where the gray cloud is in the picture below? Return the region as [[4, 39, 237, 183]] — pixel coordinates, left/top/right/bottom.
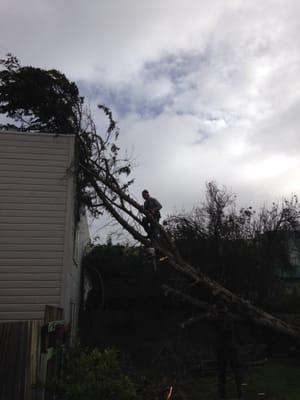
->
[[1, 0, 300, 236]]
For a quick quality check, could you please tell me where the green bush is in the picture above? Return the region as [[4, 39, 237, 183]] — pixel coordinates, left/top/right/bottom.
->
[[44, 347, 140, 400]]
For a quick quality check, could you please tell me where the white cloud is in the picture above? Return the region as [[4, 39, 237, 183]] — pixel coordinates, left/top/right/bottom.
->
[[241, 155, 300, 182], [0, 0, 236, 82]]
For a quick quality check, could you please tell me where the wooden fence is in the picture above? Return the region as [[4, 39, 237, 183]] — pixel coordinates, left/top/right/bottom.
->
[[0, 320, 42, 400], [0, 306, 64, 400]]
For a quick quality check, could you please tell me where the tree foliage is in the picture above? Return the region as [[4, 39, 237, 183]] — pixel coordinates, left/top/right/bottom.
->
[[164, 182, 300, 308], [0, 54, 82, 133]]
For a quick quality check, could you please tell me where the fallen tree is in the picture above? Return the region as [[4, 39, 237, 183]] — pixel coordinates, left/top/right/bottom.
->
[[1, 54, 300, 343], [76, 109, 300, 344]]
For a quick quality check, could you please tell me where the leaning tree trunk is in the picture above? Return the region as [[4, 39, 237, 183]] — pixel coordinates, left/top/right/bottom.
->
[[153, 238, 300, 342], [81, 141, 300, 344]]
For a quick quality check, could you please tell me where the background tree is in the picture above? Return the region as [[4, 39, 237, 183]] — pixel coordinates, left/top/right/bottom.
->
[[0, 54, 83, 133], [164, 182, 300, 308]]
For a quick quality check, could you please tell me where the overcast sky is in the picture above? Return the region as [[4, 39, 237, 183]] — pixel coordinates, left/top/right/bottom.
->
[[1, 0, 300, 240]]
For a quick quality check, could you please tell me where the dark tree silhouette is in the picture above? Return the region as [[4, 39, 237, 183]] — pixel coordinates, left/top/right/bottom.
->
[[0, 54, 82, 133], [164, 182, 300, 307]]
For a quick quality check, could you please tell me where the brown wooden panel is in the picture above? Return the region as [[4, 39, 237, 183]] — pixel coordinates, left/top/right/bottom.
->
[[27, 320, 43, 397], [0, 322, 25, 397], [0, 319, 44, 398], [44, 305, 64, 323]]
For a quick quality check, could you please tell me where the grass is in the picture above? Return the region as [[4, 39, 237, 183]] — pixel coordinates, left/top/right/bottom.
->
[[247, 358, 300, 400], [164, 356, 300, 399]]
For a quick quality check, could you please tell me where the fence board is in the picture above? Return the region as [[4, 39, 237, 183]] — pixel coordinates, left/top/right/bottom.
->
[[0, 320, 43, 400]]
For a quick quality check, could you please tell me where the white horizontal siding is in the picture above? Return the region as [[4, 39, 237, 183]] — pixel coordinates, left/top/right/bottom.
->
[[0, 236, 64, 244], [0, 145, 69, 156], [0, 202, 66, 212], [0, 266, 61, 273], [0, 244, 64, 252], [0, 259, 63, 267], [0, 183, 66, 192], [0, 304, 46, 312], [0, 216, 65, 224], [0, 131, 71, 143], [0, 132, 75, 321], [0, 220, 62, 232], [0, 198, 65, 207], [0, 190, 67, 199], [0, 232, 64, 241], [0, 281, 59, 288], [0, 288, 60, 296], [0, 296, 60, 304], [0, 273, 61, 281], [0, 176, 67, 186], [0, 157, 68, 168], [0, 311, 45, 320], [0, 251, 63, 259], [0, 208, 65, 218], [0, 153, 70, 163], [0, 170, 71, 181]]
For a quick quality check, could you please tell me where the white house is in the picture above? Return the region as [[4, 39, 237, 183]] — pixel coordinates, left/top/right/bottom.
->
[[0, 131, 89, 329]]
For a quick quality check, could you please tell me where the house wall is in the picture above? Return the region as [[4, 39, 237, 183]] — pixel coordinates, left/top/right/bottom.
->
[[0, 131, 76, 321], [69, 213, 90, 337]]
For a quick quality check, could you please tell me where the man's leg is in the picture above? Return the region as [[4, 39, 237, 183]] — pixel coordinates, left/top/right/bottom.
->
[[142, 217, 151, 236], [148, 216, 160, 240]]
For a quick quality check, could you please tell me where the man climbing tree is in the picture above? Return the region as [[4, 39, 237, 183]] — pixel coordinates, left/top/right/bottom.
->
[[141, 189, 162, 239]]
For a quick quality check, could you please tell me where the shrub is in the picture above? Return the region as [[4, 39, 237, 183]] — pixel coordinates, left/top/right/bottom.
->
[[44, 346, 140, 400]]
